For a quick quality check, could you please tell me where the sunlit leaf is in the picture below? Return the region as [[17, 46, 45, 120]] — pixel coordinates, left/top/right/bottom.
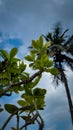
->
[[38, 36, 43, 48], [25, 55, 33, 61], [44, 41, 51, 48], [21, 93, 33, 104], [10, 48, 18, 59], [32, 37, 43, 50], [17, 100, 27, 106], [50, 68, 58, 75], [19, 62, 26, 72], [32, 40, 37, 49], [31, 75, 42, 88]]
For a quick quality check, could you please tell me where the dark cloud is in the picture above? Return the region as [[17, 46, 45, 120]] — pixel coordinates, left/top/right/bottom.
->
[[0, 0, 73, 43], [54, 0, 73, 25]]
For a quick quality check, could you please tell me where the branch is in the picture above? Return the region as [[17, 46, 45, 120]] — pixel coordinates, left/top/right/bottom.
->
[[1, 106, 33, 130], [0, 92, 12, 97], [17, 112, 19, 130], [38, 113, 44, 130], [36, 111, 44, 130], [19, 113, 39, 130], [32, 112, 44, 130], [0, 70, 43, 97]]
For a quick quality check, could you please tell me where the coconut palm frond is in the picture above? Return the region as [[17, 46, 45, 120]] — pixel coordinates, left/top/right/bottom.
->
[[64, 35, 73, 46], [61, 29, 69, 38], [42, 33, 53, 42], [46, 33, 53, 41]]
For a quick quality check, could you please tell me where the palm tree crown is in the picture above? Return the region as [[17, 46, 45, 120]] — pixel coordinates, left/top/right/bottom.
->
[[43, 23, 73, 83]]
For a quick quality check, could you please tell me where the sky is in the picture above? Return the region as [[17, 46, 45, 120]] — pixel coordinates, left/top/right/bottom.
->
[[0, 0, 73, 130]]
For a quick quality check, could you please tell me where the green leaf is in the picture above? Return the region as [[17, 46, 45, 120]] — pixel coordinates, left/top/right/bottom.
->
[[21, 93, 33, 104], [0, 50, 9, 60], [38, 36, 43, 48], [44, 41, 51, 48], [31, 75, 41, 88], [18, 86, 24, 91], [10, 48, 18, 59], [47, 60, 53, 67], [33, 88, 46, 97], [39, 36, 43, 44], [50, 68, 58, 75], [32, 40, 37, 49], [25, 55, 33, 61], [32, 38, 43, 50], [19, 62, 26, 72], [24, 87, 32, 96], [29, 63, 34, 67], [4, 104, 18, 114], [11, 58, 20, 62], [17, 100, 26, 106], [20, 73, 29, 81], [41, 89, 47, 96], [13, 86, 19, 94], [30, 50, 38, 54], [36, 98, 45, 110], [45, 60, 53, 68], [30, 51, 35, 59]]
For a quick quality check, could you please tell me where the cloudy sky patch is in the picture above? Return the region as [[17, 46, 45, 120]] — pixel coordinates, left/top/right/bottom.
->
[[0, 0, 73, 130]]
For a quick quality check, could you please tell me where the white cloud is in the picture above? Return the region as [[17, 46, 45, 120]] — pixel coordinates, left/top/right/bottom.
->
[[0, 0, 73, 43]]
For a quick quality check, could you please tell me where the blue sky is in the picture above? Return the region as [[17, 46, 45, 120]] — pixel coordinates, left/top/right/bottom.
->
[[0, 0, 73, 130]]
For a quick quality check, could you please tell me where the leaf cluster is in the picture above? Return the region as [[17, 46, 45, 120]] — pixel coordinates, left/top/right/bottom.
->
[[0, 36, 58, 129]]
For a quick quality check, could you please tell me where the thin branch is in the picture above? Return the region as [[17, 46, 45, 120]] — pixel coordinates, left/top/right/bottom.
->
[[36, 111, 44, 130], [0, 70, 43, 97], [61, 29, 69, 38], [1, 106, 33, 130], [32, 97, 44, 130], [17, 112, 19, 130], [1, 112, 15, 130], [0, 92, 12, 97], [32, 112, 44, 130], [19, 113, 39, 130]]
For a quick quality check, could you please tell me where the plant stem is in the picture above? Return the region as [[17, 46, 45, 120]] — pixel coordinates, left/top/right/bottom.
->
[[0, 70, 43, 97]]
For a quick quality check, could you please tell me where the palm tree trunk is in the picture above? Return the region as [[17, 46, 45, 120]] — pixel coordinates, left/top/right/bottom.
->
[[61, 70, 73, 124]]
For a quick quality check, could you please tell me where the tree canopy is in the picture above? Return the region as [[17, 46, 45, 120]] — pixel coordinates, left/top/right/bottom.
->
[[0, 36, 58, 130]]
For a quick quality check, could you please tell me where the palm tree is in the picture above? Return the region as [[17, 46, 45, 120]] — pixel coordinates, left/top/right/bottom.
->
[[43, 23, 73, 124]]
